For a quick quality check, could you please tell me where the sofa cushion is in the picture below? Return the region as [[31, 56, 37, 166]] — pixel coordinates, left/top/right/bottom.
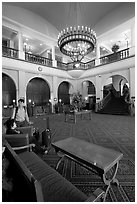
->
[[19, 151, 87, 202]]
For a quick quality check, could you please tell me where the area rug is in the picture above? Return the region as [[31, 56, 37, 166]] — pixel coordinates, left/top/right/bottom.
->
[[31, 113, 135, 202]]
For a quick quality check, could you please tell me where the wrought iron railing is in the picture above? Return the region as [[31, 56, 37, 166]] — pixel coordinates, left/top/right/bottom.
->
[[66, 59, 95, 70], [100, 48, 129, 65], [2, 47, 132, 70], [85, 59, 96, 69], [96, 91, 112, 112], [2, 46, 18, 59], [110, 86, 121, 98], [57, 61, 68, 70], [25, 52, 53, 67]]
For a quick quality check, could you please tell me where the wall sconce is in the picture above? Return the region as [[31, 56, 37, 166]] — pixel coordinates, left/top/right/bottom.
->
[[54, 98, 57, 101], [28, 99, 32, 103], [59, 99, 62, 103], [24, 42, 32, 54], [85, 96, 88, 101]]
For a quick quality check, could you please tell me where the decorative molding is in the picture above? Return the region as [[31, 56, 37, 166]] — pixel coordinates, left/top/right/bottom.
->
[[38, 67, 43, 72]]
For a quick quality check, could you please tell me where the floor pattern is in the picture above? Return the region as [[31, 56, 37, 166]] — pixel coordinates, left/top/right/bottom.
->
[[31, 113, 135, 202]]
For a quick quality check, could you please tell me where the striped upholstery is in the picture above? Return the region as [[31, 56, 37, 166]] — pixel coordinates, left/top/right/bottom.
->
[[19, 151, 87, 202]]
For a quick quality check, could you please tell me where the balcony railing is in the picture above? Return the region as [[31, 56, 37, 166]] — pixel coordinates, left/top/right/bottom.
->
[[25, 52, 52, 67], [2, 46, 18, 59], [100, 48, 129, 65], [66, 59, 95, 70], [2, 46, 132, 70], [57, 61, 68, 70]]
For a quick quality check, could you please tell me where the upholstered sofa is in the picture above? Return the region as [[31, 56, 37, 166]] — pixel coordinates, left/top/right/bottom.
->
[[3, 137, 105, 202]]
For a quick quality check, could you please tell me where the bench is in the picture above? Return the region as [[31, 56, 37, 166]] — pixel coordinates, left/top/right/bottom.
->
[[4, 141, 105, 202]]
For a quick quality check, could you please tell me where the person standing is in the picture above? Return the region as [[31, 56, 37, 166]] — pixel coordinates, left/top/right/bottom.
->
[[11, 98, 32, 127]]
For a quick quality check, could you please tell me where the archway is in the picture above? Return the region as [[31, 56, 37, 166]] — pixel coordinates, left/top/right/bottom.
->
[[103, 75, 129, 97], [82, 80, 96, 110], [26, 77, 50, 106], [58, 81, 70, 104], [2, 73, 16, 106]]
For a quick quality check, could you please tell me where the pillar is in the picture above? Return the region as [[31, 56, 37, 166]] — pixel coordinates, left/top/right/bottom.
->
[[82, 81, 88, 99], [18, 32, 25, 60], [130, 20, 135, 56], [52, 76, 58, 113], [18, 70, 26, 104], [129, 67, 135, 99], [52, 46, 57, 67], [95, 75, 103, 102], [95, 41, 100, 66]]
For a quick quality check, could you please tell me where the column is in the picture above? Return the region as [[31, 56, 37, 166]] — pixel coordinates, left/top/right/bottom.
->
[[52, 76, 58, 113], [50, 92, 54, 113], [95, 75, 102, 102], [130, 20, 135, 56], [52, 46, 57, 67], [18, 70, 26, 104], [82, 81, 88, 99], [129, 67, 135, 99], [18, 32, 25, 60], [95, 41, 100, 66]]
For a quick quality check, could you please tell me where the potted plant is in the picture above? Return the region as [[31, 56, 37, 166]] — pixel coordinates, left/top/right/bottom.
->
[[111, 44, 120, 53], [71, 91, 86, 111]]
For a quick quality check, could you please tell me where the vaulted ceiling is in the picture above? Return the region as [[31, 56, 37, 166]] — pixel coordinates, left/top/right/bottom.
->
[[4, 2, 123, 31], [2, 2, 135, 60]]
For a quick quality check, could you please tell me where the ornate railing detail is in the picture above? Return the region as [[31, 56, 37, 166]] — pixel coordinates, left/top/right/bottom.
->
[[100, 48, 129, 65], [57, 61, 68, 70], [2, 46, 18, 59], [110, 86, 120, 98], [25, 52, 53, 67], [85, 59, 95, 69], [66, 59, 95, 70]]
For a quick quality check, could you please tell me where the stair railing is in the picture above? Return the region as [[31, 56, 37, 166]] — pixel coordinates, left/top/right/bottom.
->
[[96, 91, 112, 112], [110, 87, 120, 98]]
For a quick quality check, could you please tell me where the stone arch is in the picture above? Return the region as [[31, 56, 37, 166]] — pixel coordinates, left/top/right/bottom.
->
[[81, 80, 96, 110], [26, 77, 50, 106], [58, 81, 72, 104], [2, 70, 18, 91], [103, 74, 129, 97], [2, 73, 16, 106]]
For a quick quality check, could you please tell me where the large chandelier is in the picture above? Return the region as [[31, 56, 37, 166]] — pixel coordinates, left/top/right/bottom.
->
[[58, 26, 96, 63]]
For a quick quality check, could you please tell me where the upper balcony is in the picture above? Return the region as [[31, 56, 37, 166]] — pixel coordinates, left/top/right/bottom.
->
[[2, 45, 135, 75]]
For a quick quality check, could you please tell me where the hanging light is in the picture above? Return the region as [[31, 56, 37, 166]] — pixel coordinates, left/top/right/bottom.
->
[[58, 3, 96, 64]]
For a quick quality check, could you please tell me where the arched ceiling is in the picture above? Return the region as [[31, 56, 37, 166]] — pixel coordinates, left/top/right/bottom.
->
[[3, 2, 127, 32], [2, 2, 135, 61]]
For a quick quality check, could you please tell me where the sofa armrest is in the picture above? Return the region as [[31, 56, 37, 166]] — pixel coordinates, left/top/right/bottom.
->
[[85, 188, 105, 202], [13, 144, 35, 152]]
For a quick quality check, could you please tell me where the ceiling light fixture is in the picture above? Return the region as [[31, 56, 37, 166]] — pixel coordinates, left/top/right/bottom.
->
[[58, 3, 96, 64]]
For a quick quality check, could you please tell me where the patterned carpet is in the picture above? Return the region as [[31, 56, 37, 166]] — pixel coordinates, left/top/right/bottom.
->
[[30, 113, 135, 202]]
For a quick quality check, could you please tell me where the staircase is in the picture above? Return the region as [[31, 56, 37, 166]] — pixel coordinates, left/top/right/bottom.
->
[[96, 88, 130, 115]]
